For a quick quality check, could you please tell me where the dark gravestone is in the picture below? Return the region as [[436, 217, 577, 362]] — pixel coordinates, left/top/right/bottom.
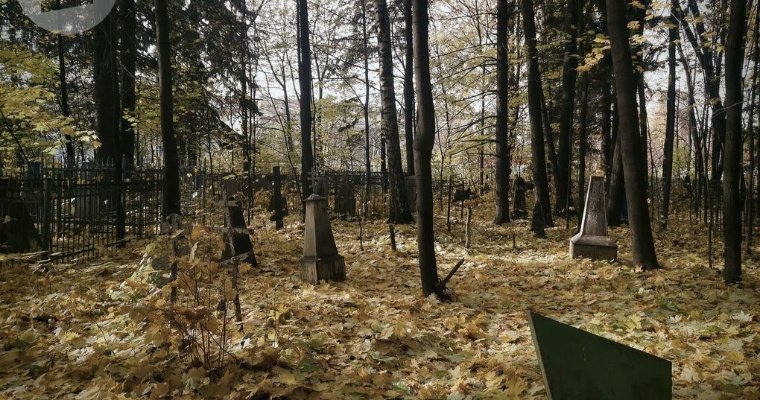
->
[[0, 179, 42, 253], [221, 179, 241, 202], [405, 176, 417, 214], [268, 166, 287, 229], [512, 177, 528, 219], [570, 176, 617, 260], [531, 200, 546, 237], [223, 184, 256, 265], [528, 312, 672, 400], [453, 187, 473, 202], [300, 194, 345, 284], [25, 162, 43, 185], [312, 177, 329, 209], [334, 175, 356, 217]]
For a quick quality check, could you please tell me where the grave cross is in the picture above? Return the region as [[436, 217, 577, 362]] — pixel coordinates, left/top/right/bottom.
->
[[308, 166, 319, 195]]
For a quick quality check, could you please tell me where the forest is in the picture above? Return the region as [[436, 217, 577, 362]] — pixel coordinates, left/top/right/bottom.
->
[[0, 0, 759, 397]]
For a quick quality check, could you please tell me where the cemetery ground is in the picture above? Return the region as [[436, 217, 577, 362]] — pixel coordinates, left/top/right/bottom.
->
[[0, 198, 759, 399]]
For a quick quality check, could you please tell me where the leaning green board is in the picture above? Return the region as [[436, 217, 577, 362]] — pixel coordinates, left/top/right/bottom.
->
[[528, 312, 672, 400]]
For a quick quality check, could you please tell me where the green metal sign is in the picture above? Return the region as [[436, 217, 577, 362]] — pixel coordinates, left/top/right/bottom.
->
[[528, 312, 672, 400]]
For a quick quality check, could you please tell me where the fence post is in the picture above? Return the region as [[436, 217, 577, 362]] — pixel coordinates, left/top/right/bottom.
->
[[115, 158, 126, 243], [42, 178, 52, 254], [201, 161, 207, 225]]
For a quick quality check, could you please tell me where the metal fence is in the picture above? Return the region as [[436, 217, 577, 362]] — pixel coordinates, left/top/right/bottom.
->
[[0, 161, 474, 265], [0, 164, 163, 264]]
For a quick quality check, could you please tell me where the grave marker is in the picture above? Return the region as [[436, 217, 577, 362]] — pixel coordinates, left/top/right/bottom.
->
[[531, 200, 546, 237], [569, 176, 617, 260], [334, 174, 356, 217], [309, 169, 330, 209], [268, 166, 287, 229], [300, 194, 345, 284], [512, 176, 528, 219], [405, 176, 417, 215], [223, 183, 256, 265], [528, 311, 672, 400]]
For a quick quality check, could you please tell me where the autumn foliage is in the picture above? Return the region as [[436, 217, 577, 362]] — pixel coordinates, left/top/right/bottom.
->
[[0, 203, 758, 398]]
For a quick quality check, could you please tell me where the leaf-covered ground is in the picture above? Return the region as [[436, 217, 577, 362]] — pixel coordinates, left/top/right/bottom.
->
[[1, 202, 759, 399]]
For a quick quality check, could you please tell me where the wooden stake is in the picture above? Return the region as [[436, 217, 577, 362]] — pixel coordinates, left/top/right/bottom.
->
[[359, 216, 364, 251], [465, 207, 472, 249], [437, 258, 465, 292], [389, 224, 397, 251]]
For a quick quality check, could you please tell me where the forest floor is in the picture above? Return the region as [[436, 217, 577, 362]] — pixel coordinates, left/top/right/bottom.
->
[[1, 198, 759, 399]]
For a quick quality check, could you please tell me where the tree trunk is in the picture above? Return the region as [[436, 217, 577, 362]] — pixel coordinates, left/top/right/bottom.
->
[[404, 0, 415, 176], [605, 0, 659, 269], [722, 0, 746, 283], [493, 0, 511, 224], [92, 14, 119, 165], [577, 75, 589, 229], [376, 0, 413, 223], [120, 0, 136, 170], [362, 0, 372, 218], [677, 0, 726, 188], [156, 0, 180, 218], [660, 0, 678, 228], [56, 18, 75, 168], [678, 45, 705, 219], [600, 72, 612, 182], [637, 78, 649, 192], [413, 0, 443, 298], [298, 0, 315, 201], [747, 2, 760, 252], [521, 0, 554, 227], [660, 0, 679, 228], [607, 127, 625, 226], [541, 90, 560, 193], [555, 0, 580, 215]]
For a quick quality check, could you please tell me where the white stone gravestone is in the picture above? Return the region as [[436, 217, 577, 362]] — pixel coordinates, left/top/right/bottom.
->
[[569, 176, 617, 260]]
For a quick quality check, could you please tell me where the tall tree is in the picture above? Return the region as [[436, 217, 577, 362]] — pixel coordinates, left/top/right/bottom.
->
[[493, 0, 511, 224], [92, 13, 120, 165], [605, 0, 659, 269], [660, 0, 679, 227], [298, 0, 315, 200], [555, 0, 580, 215], [747, 2, 760, 252], [403, 0, 415, 176], [57, 28, 75, 168], [156, 0, 181, 218], [722, 0, 747, 283], [413, 0, 443, 298], [120, 0, 137, 170], [376, 0, 413, 223], [362, 0, 372, 217], [675, 0, 726, 186], [521, 0, 553, 228]]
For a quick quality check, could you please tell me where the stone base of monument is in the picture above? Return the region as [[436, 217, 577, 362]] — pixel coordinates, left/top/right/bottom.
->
[[300, 255, 346, 284], [511, 210, 528, 220], [569, 233, 617, 261]]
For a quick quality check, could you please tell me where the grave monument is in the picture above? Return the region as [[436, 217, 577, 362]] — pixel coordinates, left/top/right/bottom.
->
[[334, 174, 356, 217], [300, 194, 346, 283], [222, 181, 256, 265], [569, 176, 617, 260], [512, 176, 528, 219], [268, 166, 287, 229]]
